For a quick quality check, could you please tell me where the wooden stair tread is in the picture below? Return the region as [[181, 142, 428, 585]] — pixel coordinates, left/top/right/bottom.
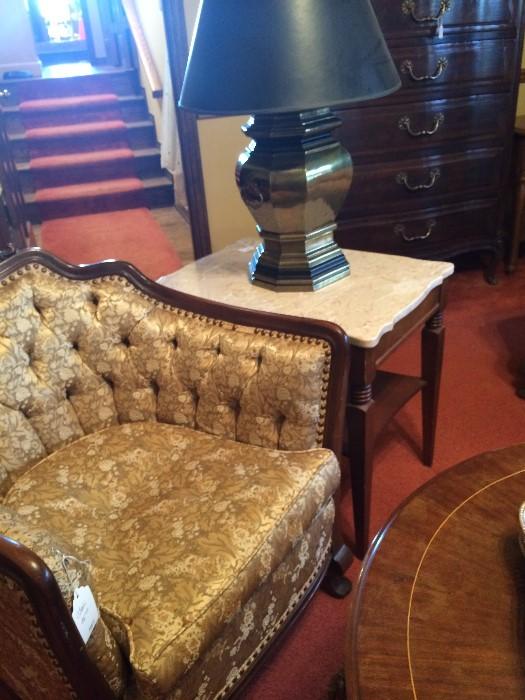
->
[[20, 93, 119, 111], [28, 148, 135, 169], [4, 95, 146, 116], [25, 120, 127, 139], [9, 120, 154, 143], [16, 147, 161, 172], [27, 175, 172, 203], [33, 178, 144, 201]]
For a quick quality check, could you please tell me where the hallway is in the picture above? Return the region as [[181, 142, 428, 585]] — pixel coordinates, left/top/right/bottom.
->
[[0, 21, 193, 278]]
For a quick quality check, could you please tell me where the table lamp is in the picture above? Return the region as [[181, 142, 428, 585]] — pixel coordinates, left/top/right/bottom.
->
[[179, 0, 400, 291]]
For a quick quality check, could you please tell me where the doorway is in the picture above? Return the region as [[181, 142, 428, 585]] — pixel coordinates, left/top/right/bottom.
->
[[28, 0, 88, 64]]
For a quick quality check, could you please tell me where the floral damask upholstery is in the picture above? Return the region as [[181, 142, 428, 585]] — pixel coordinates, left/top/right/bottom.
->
[[0, 269, 330, 483], [0, 254, 347, 699], [0, 507, 127, 696]]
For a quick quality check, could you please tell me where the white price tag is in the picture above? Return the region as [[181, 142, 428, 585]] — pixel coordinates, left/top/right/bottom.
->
[[72, 585, 99, 644]]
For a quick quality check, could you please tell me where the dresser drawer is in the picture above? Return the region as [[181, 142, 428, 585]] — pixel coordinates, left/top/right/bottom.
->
[[372, 0, 521, 38], [390, 38, 515, 95], [343, 147, 504, 215], [336, 93, 510, 161], [336, 200, 500, 259]]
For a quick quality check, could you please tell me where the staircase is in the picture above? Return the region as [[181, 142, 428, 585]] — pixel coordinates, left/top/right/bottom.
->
[[1, 68, 174, 223]]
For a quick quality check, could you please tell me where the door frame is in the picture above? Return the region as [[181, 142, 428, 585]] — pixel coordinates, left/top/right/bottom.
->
[[162, 0, 211, 259]]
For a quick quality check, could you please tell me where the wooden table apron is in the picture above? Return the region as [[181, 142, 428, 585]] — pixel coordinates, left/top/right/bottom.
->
[[347, 443, 525, 700]]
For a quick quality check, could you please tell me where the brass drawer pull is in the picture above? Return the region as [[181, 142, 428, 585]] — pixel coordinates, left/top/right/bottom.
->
[[401, 0, 452, 24], [395, 219, 436, 242], [401, 57, 448, 82], [396, 168, 441, 191], [398, 113, 444, 137]]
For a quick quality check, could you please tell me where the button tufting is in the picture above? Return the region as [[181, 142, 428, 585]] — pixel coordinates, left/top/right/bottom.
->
[[229, 398, 241, 414], [171, 338, 178, 349], [121, 337, 131, 348], [72, 341, 79, 351]]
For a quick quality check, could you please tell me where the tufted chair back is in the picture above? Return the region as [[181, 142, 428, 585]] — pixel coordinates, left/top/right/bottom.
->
[[0, 253, 348, 492]]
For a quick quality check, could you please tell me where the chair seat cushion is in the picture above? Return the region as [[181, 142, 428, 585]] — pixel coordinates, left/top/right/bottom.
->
[[5, 421, 339, 696]]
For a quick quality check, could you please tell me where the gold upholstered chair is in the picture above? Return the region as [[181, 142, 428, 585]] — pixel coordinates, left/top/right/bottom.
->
[[0, 250, 349, 699]]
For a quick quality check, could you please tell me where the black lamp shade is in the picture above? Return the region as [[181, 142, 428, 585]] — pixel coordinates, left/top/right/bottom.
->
[[179, 0, 401, 115]]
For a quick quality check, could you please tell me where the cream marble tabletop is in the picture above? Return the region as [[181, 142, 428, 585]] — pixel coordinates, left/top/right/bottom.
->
[[158, 239, 454, 349]]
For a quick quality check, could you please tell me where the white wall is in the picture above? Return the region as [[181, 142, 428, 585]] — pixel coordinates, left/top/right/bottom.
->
[[183, 0, 254, 251], [0, 0, 41, 77], [132, 0, 186, 207]]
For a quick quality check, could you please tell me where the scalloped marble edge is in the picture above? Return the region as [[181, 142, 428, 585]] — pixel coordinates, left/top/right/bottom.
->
[[158, 239, 454, 349]]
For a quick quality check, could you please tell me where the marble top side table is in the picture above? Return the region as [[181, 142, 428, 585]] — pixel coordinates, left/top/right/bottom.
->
[[159, 240, 454, 559]]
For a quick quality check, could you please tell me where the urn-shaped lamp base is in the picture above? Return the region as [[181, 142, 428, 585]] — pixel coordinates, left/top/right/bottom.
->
[[237, 109, 352, 291]]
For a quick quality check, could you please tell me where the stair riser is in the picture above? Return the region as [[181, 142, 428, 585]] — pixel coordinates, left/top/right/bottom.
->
[[146, 183, 175, 210], [10, 125, 158, 161], [18, 153, 163, 192], [26, 184, 174, 222], [0, 71, 141, 105], [4, 101, 149, 135]]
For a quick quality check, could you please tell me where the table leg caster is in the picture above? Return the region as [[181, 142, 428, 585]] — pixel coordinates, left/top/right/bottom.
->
[[322, 558, 353, 598], [328, 671, 346, 700]]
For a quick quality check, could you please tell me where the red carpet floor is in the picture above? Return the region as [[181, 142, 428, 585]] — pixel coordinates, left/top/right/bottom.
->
[[40, 208, 182, 279], [242, 258, 525, 699]]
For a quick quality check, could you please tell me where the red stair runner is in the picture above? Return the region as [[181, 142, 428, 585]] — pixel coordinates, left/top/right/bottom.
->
[[25, 119, 126, 140], [20, 93, 119, 112], [28, 148, 136, 190], [35, 177, 144, 201], [29, 148, 134, 169], [34, 177, 145, 219], [21, 93, 140, 218]]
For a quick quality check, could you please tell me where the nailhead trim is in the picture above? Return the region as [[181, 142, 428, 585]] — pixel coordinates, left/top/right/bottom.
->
[[0, 265, 332, 446]]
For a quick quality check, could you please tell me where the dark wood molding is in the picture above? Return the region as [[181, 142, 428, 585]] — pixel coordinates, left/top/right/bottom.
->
[[162, 0, 212, 259], [0, 535, 115, 699]]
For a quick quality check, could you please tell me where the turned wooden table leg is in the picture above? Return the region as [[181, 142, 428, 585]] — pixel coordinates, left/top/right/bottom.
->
[[421, 310, 445, 466], [508, 176, 525, 273], [348, 381, 376, 560], [508, 123, 525, 274]]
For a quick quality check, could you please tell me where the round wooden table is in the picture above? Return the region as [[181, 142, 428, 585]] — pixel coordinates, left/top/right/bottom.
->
[[347, 444, 525, 699]]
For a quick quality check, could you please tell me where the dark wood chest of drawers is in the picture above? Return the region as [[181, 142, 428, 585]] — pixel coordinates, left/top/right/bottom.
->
[[335, 0, 525, 275]]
